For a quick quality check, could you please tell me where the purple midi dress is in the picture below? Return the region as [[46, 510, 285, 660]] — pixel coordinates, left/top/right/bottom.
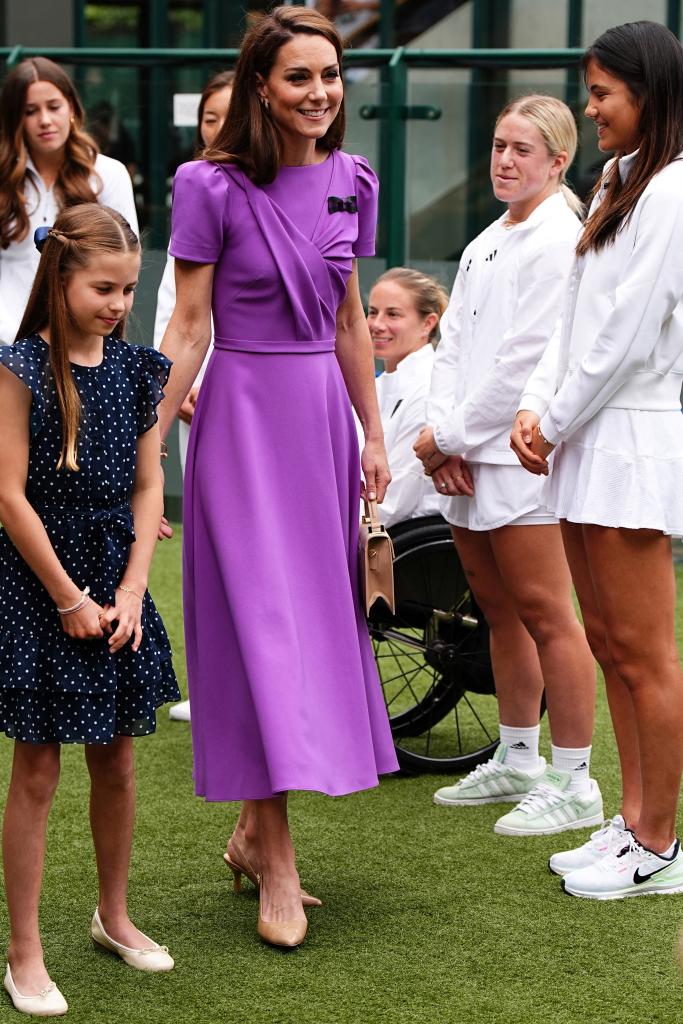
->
[[169, 150, 399, 801]]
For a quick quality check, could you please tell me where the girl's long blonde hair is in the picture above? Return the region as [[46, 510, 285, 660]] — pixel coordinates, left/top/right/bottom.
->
[[496, 94, 583, 217], [17, 204, 139, 472]]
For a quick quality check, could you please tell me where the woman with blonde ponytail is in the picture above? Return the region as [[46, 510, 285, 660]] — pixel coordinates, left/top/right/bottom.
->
[[0, 57, 138, 346], [0, 203, 179, 1015], [414, 94, 599, 849]]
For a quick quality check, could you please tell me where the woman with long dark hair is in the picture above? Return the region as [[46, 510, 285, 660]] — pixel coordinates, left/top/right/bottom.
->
[[512, 20, 683, 899], [0, 57, 137, 345], [157, 7, 397, 947]]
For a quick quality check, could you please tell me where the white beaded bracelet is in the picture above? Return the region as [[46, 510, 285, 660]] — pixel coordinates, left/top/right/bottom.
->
[[57, 586, 90, 615]]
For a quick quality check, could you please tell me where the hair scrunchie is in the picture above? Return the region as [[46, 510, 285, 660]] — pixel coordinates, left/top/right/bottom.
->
[[34, 225, 52, 253]]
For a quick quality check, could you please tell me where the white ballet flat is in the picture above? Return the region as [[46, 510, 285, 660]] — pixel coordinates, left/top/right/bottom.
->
[[91, 910, 174, 972], [3, 964, 68, 1017]]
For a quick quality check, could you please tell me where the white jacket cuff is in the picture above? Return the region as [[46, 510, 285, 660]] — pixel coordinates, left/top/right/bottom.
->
[[518, 394, 549, 419], [434, 407, 466, 455], [539, 412, 561, 446]]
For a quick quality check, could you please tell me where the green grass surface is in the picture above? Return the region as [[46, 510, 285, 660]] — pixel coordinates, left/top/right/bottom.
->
[[1, 529, 683, 1023]]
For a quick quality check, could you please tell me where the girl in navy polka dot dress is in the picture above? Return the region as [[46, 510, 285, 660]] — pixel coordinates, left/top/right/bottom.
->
[[0, 204, 180, 1016]]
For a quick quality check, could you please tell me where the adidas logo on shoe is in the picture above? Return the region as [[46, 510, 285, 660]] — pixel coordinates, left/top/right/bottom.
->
[[510, 742, 529, 750]]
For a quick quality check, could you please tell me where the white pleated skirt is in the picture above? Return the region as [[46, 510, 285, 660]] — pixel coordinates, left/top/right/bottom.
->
[[441, 462, 556, 531], [545, 407, 683, 535]]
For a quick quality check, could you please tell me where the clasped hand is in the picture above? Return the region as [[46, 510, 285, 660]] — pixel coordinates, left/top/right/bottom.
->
[[60, 589, 143, 653], [509, 411, 554, 475]]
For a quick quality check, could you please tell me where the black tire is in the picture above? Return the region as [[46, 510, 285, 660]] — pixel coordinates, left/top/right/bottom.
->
[[369, 516, 499, 774]]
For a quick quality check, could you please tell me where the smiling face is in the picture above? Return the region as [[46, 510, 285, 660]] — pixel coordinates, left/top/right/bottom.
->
[[65, 250, 140, 346], [200, 84, 233, 148], [23, 80, 73, 160], [491, 112, 567, 221], [257, 34, 343, 162], [367, 280, 437, 373], [584, 58, 642, 154]]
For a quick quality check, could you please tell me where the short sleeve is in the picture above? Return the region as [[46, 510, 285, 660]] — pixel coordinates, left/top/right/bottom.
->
[[169, 161, 231, 265], [352, 155, 379, 257], [0, 338, 48, 439], [135, 346, 171, 436]]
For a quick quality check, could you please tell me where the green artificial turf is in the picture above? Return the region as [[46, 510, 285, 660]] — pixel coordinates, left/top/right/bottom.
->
[[1, 529, 683, 1024]]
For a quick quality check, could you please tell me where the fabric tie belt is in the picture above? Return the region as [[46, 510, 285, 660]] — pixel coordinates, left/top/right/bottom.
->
[[34, 502, 135, 544]]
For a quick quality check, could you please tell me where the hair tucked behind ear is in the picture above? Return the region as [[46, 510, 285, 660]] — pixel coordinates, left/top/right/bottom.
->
[[373, 267, 449, 343], [18, 204, 139, 471], [0, 57, 101, 250]]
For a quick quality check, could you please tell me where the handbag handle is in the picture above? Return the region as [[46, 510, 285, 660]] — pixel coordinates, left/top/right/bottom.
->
[[363, 497, 383, 531]]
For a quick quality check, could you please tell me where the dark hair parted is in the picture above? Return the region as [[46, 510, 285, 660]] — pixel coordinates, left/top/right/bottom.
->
[[577, 21, 683, 256], [18, 204, 139, 471], [195, 70, 235, 155], [203, 5, 345, 184], [0, 57, 102, 251]]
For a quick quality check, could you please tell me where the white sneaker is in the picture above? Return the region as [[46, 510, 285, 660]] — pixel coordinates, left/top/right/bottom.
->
[[549, 815, 629, 876], [169, 700, 191, 722], [563, 835, 683, 900], [494, 767, 603, 836], [433, 744, 546, 806]]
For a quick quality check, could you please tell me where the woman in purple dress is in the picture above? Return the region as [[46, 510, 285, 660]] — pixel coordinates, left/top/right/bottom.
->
[[158, 6, 397, 949]]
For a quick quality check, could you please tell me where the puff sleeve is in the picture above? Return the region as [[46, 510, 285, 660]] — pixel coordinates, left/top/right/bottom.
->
[[0, 339, 48, 439], [352, 155, 379, 257], [135, 346, 171, 436], [169, 161, 231, 265]]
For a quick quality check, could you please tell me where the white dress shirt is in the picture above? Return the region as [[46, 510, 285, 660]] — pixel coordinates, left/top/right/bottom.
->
[[0, 153, 138, 345]]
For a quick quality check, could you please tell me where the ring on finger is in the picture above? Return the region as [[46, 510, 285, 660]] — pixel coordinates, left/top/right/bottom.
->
[[440, 482, 448, 491]]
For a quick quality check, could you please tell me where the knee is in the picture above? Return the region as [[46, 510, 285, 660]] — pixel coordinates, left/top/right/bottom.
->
[[514, 591, 566, 647], [608, 634, 678, 692], [89, 741, 135, 791], [14, 746, 60, 804]]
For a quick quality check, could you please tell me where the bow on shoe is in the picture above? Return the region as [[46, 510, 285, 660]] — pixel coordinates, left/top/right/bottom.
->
[[327, 195, 358, 214]]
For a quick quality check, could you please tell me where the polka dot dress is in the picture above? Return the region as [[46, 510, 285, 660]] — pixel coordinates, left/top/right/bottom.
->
[[0, 334, 180, 744]]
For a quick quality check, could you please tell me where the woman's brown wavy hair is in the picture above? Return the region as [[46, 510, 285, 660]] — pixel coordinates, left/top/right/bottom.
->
[[577, 21, 683, 255], [0, 57, 101, 250], [17, 204, 139, 472], [203, 5, 346, 184]]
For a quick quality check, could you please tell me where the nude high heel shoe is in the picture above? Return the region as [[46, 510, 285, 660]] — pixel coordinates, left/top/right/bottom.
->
[[256, 876, 308, 950], [224, 837, 322, 908]]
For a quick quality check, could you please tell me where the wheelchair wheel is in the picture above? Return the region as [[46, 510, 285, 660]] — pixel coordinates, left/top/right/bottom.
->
[[369, 516, 498, 774]]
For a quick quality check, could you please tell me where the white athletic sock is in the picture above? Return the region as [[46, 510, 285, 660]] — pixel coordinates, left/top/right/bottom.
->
[[552, 743, 592, 794], [499, 724, 541, 772]]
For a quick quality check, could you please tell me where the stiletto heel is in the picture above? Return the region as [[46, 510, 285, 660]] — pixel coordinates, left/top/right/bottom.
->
[[256, 875, 308, 950], [223, 838, 322, 908]]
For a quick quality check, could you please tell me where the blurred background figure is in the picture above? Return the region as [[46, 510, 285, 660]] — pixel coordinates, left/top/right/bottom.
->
[[0, 57, 138, 345], [153, 68, 234, 724], [365, 266, 447, 527]]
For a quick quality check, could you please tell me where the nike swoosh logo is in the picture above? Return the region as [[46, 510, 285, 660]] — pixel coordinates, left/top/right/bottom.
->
[[633, 862, 675, 884]]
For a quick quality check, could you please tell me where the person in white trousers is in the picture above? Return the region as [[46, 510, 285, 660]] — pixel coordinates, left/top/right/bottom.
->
[[153, 70, 233, 723], [512, 21, 683, 900], [364, 267, 447, 528], [0, 57, 138, 346], [415, 95, 600, 841]]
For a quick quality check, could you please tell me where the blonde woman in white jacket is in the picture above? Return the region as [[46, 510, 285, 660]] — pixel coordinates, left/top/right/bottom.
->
[[512, 22, 683, 900], [415, 95, 600, 841]]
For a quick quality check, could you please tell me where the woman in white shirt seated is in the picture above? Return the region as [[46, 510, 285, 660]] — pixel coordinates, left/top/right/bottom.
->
[[512, 22, 683, 900], [366, 267, 447, 528], [414, 95, 599, 846], [0, 57, 138, 344]]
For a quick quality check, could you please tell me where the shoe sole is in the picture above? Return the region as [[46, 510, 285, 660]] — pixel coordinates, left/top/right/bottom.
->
[[433, 792, 532, 807], [493, 811, 604, 837], [561, 878, 683, 900]]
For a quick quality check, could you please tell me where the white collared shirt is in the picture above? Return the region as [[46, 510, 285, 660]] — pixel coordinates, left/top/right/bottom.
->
[[427, 191, 581, 463], [0, 153, 138, 345], [521, 150, 683, 443]]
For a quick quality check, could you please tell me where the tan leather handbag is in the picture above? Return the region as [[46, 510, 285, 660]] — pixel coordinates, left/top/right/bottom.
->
[[358, 498, 395, 616]]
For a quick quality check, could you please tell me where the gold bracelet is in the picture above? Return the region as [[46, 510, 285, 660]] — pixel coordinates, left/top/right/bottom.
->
[[118, 584, 144, 601], [160, 440, 169, 460], [537, 425, 552, 447]]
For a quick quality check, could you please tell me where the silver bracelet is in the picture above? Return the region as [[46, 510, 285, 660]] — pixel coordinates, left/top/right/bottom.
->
[[57, 586, 90, 615], [537, 425, 551, 447]]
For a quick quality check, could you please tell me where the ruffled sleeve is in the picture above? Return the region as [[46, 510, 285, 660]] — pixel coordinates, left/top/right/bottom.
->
[[169, 160, 231, 265], [135, 346, 171, 436], [352, 155, 379, 257], [0, 337, 49, 440]]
